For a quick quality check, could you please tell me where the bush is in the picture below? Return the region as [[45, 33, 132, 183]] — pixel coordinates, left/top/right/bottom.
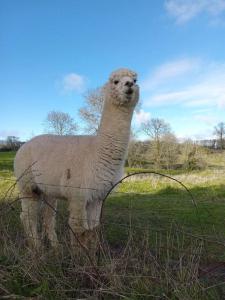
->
[[181, 141, 207, 170]]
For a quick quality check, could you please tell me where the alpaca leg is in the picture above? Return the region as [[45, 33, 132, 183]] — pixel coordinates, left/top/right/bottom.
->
[[86, 200, 103, 230], [42, 197, 59, 249], [83, 201, 102, 250], [79, 228, 99, 253], [20, 197, 40, 249], [68, 198, 89, 250]]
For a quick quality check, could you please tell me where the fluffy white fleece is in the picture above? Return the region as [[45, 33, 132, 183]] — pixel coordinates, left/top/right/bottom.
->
[[14, 68, 139, 250]]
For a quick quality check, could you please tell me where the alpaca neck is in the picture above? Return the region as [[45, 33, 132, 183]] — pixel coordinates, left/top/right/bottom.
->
[[98, 102, 133, 152], [93, 101, 134, 187]]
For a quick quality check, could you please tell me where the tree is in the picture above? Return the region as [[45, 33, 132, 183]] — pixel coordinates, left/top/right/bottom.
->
[[6, 136, 21, 151], [127, 140, 149, 168], [214, 122, 225, 150], [141, 118, 171, 167], [180, 139, 207, 170], [44, 111, 78, 135], [79, 88, 104, 134], [160, 133, 179, 169], [141, 118, 171, 139]]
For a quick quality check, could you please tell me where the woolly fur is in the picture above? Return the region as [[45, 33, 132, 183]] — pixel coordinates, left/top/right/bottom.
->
[[14, 68, 139, 250]]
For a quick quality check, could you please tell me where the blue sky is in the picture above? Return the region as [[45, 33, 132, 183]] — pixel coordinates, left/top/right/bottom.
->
[[1, 0, 225, 141]]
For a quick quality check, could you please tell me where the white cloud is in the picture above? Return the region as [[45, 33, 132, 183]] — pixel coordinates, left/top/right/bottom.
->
[[174, 119, 215, 139], [134, 109, 151, 125], [144, 61, 225, 109], [193, 108, 212, 114], [141, 58, 200, 91], [165, 0, 225, 24], [193, 114, 218, 125], [62, 73, 85, 93]]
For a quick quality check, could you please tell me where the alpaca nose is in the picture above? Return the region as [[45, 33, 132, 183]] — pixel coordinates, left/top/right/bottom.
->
[[125, 80, 134, 87]]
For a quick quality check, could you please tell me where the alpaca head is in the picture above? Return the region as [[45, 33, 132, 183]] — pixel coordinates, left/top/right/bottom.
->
[[104, 68, 139, 108]]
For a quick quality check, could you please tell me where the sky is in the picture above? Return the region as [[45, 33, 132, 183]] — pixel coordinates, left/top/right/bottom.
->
[[1, 0, 225, 141]]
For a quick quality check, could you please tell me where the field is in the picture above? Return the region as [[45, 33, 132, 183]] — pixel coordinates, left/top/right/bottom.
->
[[1, 151, 225, 299]]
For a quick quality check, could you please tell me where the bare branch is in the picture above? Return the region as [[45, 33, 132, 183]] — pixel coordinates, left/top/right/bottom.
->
[[214, 122, 225, 150], [44, 111, 78, 135], [79, 87, 104, 134]]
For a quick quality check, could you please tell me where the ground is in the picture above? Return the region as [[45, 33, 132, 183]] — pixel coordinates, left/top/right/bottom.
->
[[1, 150, 225, 299]]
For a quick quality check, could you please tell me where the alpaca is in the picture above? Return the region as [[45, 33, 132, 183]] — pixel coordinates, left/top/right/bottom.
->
[[14, 68, 139, 250]]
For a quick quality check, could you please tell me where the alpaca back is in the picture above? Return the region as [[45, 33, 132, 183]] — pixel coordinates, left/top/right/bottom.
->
[[14, 134, 97, 197]]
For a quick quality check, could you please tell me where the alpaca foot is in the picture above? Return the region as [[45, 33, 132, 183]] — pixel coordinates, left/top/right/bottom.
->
[[70, 228, 99, 258], [80, 228, 99, 253]]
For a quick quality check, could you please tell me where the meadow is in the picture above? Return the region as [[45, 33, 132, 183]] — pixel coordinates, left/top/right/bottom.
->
[[1, 151, 225, 299]]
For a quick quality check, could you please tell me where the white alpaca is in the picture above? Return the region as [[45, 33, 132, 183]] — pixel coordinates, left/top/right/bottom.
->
[[14, 68, 139, 250]]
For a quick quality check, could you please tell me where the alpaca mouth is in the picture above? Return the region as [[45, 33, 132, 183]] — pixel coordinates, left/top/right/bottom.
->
[[125, 88, 133, 96]]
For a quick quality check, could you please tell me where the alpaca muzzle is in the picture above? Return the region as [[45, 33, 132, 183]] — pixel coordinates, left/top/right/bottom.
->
[[125, 88, 134, 96]]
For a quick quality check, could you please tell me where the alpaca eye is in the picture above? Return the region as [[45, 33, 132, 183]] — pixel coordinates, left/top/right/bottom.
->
[[134, 79, 137, 83], [114, 80, 119, 85]]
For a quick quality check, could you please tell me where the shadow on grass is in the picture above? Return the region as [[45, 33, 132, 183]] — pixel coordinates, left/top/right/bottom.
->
[[103, 184, 225, 258], [208, 164, 225, 170]]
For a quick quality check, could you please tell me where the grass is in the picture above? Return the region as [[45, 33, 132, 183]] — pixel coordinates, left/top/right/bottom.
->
[[0, 151, 16, 172], [0, 151, 18, 200], [1, 151, 225, 298]]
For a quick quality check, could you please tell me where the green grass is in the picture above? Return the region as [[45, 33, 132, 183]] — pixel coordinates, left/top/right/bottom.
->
[[0, 151, 17, 199], [105, 181, 225, 242], [0, 151, 16, 172], [1, 151, 225, 298], [125, 167, 187, 175]]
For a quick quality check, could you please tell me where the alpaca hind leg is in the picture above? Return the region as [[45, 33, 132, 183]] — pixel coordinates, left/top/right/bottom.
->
[[20, 197, 40, 249], [42, 197, 59, 249]]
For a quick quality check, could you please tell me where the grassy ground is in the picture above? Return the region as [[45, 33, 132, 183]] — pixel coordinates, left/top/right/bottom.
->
[[0, 151, 17, 200], [1, 151, 225, 299], [0, 151, 16, 172]]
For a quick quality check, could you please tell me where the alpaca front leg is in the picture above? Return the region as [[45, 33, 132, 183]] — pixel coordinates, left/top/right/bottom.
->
[[79, 227, 100, 254], [86, 200, 103, 230], [84, 200, 102, 250], [42, 197, 59, 249], [68, 199, 89, 250], [20, 197, 40, 249], [69, 200, 102, 253]]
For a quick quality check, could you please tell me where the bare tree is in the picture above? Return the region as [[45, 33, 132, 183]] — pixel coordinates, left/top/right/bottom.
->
[[141, 118, 171, 167], [44, 111, 78, 135], [180, 139, 207, 170], [127, 140, 149, 168], [79, 87, 104, 134], [161, 133, 179, 169], [6, 136, 22, 151], [141, 118, 171, 139], [214, 122, 225, 150]]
